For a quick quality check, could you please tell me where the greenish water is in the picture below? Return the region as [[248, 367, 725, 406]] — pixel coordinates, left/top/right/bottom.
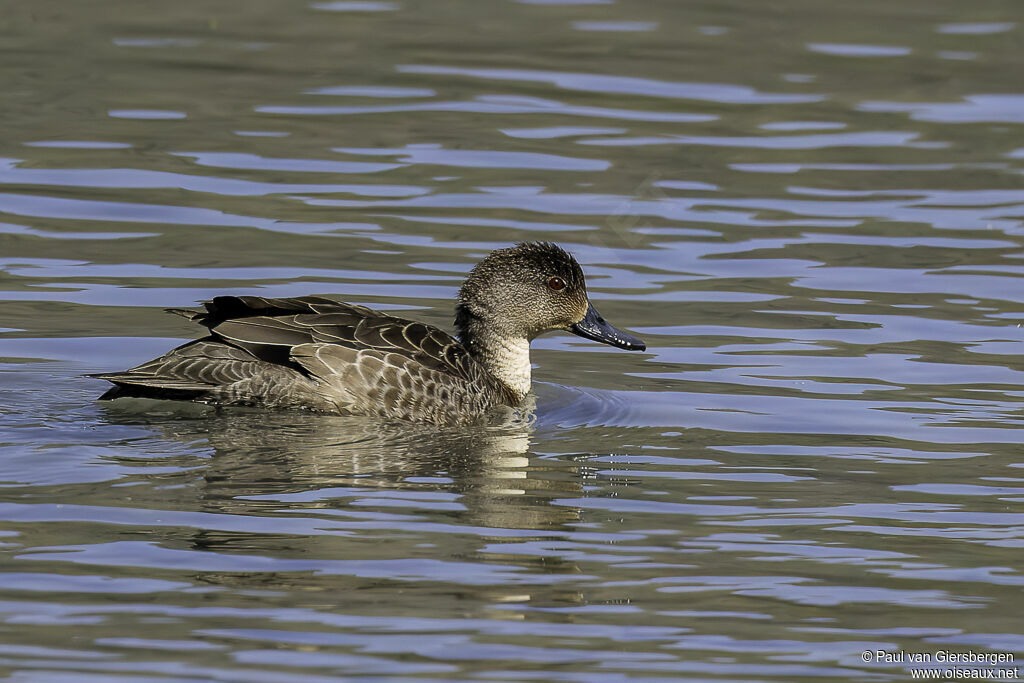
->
[[1, 0, 1023, 680]]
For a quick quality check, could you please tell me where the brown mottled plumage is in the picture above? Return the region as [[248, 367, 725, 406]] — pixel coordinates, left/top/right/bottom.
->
[[91, 243, 645, 425]]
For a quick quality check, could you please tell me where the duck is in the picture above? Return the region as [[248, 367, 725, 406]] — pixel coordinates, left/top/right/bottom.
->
[[91, 242, 645, 425]]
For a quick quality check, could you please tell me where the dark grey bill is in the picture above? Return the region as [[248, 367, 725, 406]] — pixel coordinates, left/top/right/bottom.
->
[[569, 303, 646, 351]]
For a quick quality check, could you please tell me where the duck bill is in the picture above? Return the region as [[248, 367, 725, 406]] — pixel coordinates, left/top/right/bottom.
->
[[569, 303, 646, 351]]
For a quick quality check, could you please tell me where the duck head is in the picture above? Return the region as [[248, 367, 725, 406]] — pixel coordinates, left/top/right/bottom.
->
[[456, 242, 646, 352]]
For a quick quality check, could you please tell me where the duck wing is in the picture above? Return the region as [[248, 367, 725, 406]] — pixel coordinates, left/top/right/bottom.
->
[[91, 337, 334, 409], [188, 295, 484, 384]]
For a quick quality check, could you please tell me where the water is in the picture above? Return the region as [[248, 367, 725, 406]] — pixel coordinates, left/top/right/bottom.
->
[[1, 0, 1023, 680]]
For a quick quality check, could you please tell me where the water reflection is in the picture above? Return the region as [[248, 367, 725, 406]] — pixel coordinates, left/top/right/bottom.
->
[[75, 400, 592, 613], [100, 400, 583, 533]]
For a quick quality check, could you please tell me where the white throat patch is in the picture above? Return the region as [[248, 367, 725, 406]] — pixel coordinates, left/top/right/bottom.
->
[[480, 336, 532, 399]]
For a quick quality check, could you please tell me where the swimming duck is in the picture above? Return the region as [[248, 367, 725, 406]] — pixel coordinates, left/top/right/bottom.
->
[[92, 242, 645, 425]]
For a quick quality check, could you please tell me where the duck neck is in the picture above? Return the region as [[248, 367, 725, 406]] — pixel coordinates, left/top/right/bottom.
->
[[455, 304, 532, 402]]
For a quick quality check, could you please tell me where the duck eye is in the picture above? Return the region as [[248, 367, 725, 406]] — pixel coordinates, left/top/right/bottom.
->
[[547, 276, 566, 291]]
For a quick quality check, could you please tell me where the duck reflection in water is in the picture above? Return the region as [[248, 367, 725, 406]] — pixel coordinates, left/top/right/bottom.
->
[[149, 407, 581, 525], [100, 403, 592, 604]]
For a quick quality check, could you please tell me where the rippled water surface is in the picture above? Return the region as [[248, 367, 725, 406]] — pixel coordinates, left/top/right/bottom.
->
[[2, 0, 1024, 680]]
